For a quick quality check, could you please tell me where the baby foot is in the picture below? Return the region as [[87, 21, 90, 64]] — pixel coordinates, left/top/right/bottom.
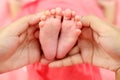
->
[[57, 9, 82, 59], [39, 8, 62, 60]]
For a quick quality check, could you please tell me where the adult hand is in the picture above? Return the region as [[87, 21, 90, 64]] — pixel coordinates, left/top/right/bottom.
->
[[49, 15, 120, 72], [0, 13, 41, 73]]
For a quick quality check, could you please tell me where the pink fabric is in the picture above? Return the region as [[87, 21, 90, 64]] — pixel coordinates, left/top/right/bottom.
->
[[37, 0, 103, 17], [27, 63, 102, 80], [20, 0, 104, 18], [0, 67, 28, 80], [100, 68, 115, 80]]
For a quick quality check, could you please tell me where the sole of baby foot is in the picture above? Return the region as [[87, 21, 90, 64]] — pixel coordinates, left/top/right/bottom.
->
[[57, 9, 82, 59], [39, 8, 62, 60]]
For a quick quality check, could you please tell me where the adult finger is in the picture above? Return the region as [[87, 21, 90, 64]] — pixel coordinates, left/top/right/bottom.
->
[[5, 13, 42, 35], [81, 15, 114, 35]]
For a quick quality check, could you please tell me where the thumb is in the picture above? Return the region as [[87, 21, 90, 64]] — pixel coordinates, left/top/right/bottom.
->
[[4, 13, 42, 35], [80, 15, 114, 35]]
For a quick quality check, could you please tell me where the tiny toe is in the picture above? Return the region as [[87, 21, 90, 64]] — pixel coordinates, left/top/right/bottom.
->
[[39, 21, 44, 28], [50, 9, 56, 18], [51, 9, 56, 15], [55, 7, 62, 18], [40, 14, 47, 21], [75, 15, 81, 21], [56, 7, 62, 15], [64, 9, 72, 20], [45, 10, 51, 16]]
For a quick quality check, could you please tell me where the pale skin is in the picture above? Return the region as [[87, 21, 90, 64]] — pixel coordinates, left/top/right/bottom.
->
[[48, 15, 120, 80], [0, 13, 42, 73], [39, 8, 81, 60]]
